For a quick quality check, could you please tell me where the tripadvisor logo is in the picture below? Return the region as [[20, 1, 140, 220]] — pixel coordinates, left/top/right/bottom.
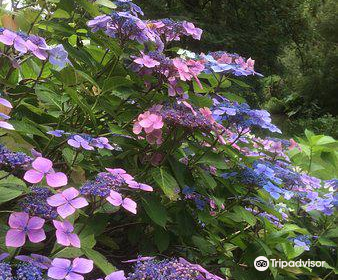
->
[[254, 256, 326, 271], [254, 256, 269, 271]]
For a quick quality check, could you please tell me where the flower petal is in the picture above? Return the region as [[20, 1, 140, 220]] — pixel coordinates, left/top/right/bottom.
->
[[106, 271, 126, 280], [9, 212, 29, 229], [51, 258, 72, 269], [32, 157, 53, 173], [27, 216, 45, 229], [47, 193, 67, 207], [69, 233, 81, 248], [69, 197, 88, 209], [23, 169, 44, 184], [55, 230, 71, 247], [48, 267, 68, 280], [6, 229, 26, 247], [0, 121, 15, 130], [66, 272, 84, 280], [62, 187, 79, 200], [106, 190, 123, 206], [71, 258, 93, 273], [68, 139, 81, 148], [122, 198, 137, 214], [0, 97, 12, 108], [46, 172, 68, 188], [57, 203, 75, 219], [28, 229, 46, 243]]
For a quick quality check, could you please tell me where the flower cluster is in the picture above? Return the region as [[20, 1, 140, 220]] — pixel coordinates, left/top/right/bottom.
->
[[125, 258, 224, 280], [80, 168, 153, 214], [182, 186, 209, 210], [47, 130, 121, 151], [20, 187, 58, 220], [87, 13, 157, 45], [200, 51, 262, 77], [147, 18, 203, 43], [0, 96, 14, 130], [212, 97, 281, 133], [131, 51, 204, 96], [0, 144, 32, 169], [0, 261, 44, 280], [0, 28, 70, 68], [133, 102, 216, 145]]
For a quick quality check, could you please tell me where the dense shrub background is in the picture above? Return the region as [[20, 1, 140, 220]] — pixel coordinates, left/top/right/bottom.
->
[[0, 1, 337, 280]]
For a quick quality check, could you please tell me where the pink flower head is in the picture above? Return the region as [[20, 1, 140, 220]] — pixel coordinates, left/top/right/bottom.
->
[[104, 271, 126, 280], [23, 157, 68, 188], [127, 181, 153, 192], [0, 29, 27, 53], [246, 57, 255, 70], [105, 168, 134, 182], [133, 111, 164, 134], [53, 220, 81, 248], [134, 53, 160, 68], [26, 40, 48, 60], [106, 190, 137, 214], [173, 58, 191, 81], [16, 254, 51, 269], [47, 187, 89, 219], [47, 257, 93, 280], [182, 21, 203, 40], [6, 212, 45, 248]]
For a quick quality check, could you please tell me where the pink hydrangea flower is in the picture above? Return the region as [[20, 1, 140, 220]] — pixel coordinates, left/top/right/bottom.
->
[[106, 190, 137, 214], [47, 258, 93, 280], [53, 220, 81, 248], [182, 21, 203, 40], [105, 168, 134, 182], [47, 187, 88, 219], [134, 53, 160, 68], [23, 157, 68, 188], [6, 212, 45, 248], [127, 181, 153, 192], [0, 29, 27, 53], [133, 111, 164, 134]]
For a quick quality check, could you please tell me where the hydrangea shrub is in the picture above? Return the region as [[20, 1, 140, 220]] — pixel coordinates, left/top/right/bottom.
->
[[0, 1, 337, 280]]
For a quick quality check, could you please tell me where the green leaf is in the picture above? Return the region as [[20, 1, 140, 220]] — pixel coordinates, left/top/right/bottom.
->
[[154, 228, 170, 252], [142, 196, 167, 227], [95, 0, 117, 9], [151, 168, 180, 201], [82, 248, 116, 274], [233, 206, 257, 226], [0, 187, 23, 204]]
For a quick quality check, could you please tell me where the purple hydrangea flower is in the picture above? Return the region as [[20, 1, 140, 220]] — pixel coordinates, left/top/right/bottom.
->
[[5, 212, 46, 248], [53, 220, 81, 248], [0, 29, 27, 53], [47, 187, 89, 219], [23, 157, 68, 188], [47, 258, 93, 280], [48, 44, 70, 69]]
